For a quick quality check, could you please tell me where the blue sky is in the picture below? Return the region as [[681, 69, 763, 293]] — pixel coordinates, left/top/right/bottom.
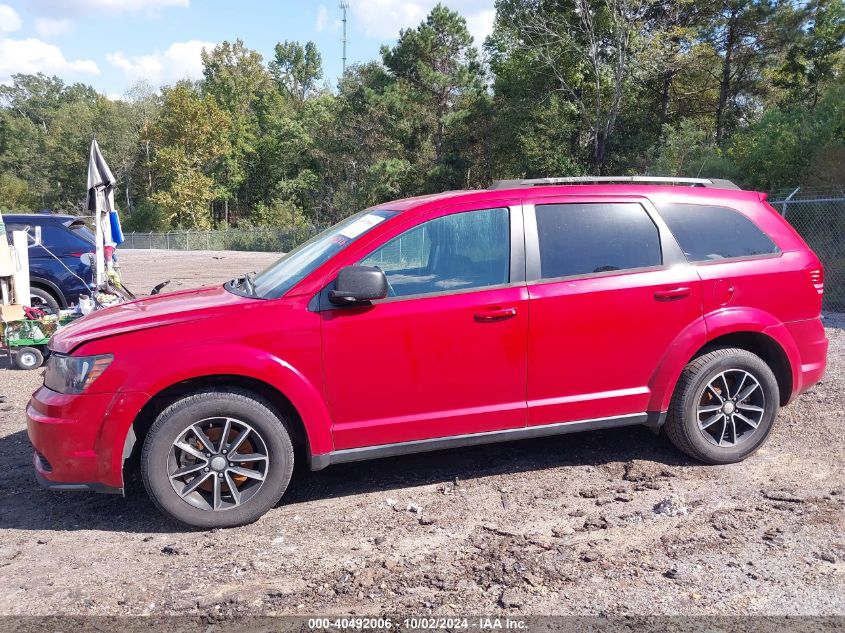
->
[[0, 0, 495, 99]]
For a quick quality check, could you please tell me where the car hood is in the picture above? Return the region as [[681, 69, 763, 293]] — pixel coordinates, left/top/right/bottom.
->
[[50, 285, 255, 354]]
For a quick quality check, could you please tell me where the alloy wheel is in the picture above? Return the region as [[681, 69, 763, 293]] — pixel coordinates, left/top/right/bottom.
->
[[168, 417, 269, 511], [697, 369, 766, 448]]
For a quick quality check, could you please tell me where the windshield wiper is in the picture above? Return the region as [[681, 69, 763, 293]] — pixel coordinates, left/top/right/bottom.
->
[[229, 271, 257, 296], [243, 272, 256, 295]]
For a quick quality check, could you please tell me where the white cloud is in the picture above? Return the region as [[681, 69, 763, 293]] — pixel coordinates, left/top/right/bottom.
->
[[107, 40, 215, 85], [316, 4, 328, 32], [465, 8, 495, 45], [350, 0, 494, 43], [352, 0, 426, 39], [29, 0, 188, 15], [0, 37, 99, 82], [35, 17, 74, 38], [0, 6, 93, 85], [0, 4, 22, 33]]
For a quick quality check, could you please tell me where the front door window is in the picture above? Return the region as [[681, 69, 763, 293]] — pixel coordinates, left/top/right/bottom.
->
[[360, 207, 510, 298]]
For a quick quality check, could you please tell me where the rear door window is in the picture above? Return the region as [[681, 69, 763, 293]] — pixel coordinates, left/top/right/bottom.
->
[[658, 204, 779, 262], [534, 203, 662, 279], [41, 225, 89, 250]]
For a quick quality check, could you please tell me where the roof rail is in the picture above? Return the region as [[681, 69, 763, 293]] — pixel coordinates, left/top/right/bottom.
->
[[489, 176, 741, 190]]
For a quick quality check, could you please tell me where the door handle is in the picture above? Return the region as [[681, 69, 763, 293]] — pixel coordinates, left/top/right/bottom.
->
[[474, 307, 518, 322], [654, 287, 692, 301]]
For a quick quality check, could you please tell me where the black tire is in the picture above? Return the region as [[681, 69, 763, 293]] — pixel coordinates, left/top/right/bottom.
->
[[141, 389, 294, 529], [15, 346, 44, 370], [665, 347, 779, 465], [30, 287, 61, 314]]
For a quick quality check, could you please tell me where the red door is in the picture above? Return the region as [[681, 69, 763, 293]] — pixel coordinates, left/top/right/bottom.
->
[[523, 197, 704, 425], [320, 205, 529, 450]]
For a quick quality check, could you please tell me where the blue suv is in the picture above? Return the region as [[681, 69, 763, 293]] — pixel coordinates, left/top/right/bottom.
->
[[3, 213, 96, 312]]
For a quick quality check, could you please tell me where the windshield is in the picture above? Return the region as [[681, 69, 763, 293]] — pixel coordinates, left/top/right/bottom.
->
[[233, 209, 399, 299]]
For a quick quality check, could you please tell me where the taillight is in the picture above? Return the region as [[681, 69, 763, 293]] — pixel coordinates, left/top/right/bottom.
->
[[806, 266, 824, 295]]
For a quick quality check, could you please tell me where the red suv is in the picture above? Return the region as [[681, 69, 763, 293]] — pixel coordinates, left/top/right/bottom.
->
[[27, 177, 828, 528]]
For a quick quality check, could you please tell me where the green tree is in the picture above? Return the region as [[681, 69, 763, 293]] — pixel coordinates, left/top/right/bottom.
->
[[0, 74, 141, 211], [0, 173, 35, 210], [270, 41, 324, 103], [700, 0, 779, 145], [46, 96, 138, 210], [149, 84, 232, 228], [125, 80, 162, 204], [638, 1, 714, 139], [251, 91, 320, 225], [311, 63, 410, 219], [771, 0, 845, 107], [728, 79, 845, 189], [651, 119, 734, 177], [201, 40, 272, 222], [381, 4, 484, 184], [3, 3, 845, 230], [0, 109, 49, 206], [492, 0, 652, 172]]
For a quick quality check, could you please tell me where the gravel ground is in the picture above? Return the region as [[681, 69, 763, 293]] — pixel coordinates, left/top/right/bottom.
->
[[0, 250, 842, 616]]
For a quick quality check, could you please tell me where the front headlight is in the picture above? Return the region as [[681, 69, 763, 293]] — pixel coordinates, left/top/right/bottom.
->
[[45, 354, 113, 394]]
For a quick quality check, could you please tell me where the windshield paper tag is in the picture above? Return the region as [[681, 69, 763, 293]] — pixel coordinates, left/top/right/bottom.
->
[[339, 214, 386, 239]]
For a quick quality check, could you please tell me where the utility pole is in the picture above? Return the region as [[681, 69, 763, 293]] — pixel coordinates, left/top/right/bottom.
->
[[339, 2, 349, 74]]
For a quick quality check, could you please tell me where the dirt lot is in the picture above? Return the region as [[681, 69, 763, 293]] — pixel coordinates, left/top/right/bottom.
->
[[0, 249, 843, 616], [116, 249, 280, 296]]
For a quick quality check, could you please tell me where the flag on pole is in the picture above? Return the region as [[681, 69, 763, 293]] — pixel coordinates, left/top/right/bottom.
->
[[85, 139, 120, 286]]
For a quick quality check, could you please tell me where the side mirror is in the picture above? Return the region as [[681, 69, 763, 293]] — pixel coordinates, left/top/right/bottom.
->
[[329, 265, 388, 306]]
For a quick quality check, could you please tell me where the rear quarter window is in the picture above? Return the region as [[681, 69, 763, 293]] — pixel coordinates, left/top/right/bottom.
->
[[658, 204, 779, 263], [65, 219, 96, 244]]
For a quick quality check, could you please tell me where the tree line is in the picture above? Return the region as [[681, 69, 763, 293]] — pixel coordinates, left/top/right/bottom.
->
[[1, 0, 843, 231]]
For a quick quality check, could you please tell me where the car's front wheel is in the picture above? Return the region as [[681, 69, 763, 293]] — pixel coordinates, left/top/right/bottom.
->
[[665, 347, 780, 465], [141, 390, 294, 528]]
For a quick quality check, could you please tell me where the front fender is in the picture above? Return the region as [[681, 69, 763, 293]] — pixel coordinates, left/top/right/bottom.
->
[[86, 342, 334, 489], [133, 343, 333, 455]]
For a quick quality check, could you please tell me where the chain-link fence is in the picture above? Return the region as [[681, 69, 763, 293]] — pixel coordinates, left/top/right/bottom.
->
[[121, 227, 326, 253], [769, 187, 845, 312]]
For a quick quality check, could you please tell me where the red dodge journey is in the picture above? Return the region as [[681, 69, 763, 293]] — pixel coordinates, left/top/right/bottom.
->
[[27, 177, 829, 528]]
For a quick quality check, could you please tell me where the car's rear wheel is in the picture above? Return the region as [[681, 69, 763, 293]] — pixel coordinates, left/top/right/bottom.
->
[[141, 390, 294, 528], [665, 347, 779, 464], [30, 287, 60, 315]]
